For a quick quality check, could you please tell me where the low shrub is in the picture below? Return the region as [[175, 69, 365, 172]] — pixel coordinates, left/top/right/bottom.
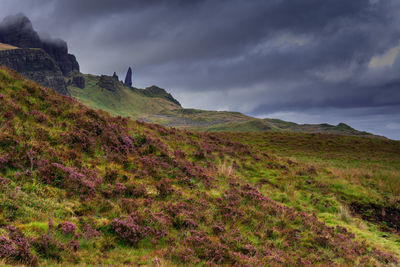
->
[[33, 233, 64, 261], [111, 214, 149, 245], [0, 226, 38, 266], [156, 179, 174, 198], [58, 221, 77, 236]]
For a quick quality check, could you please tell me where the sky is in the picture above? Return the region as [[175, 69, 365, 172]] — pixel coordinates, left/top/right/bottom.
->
[[1, 0, 400, 139]]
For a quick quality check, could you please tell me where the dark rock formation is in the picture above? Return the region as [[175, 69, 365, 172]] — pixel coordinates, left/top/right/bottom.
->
[[0, 13, 79, 75], [0, 14, 42, 48], [124, 67, 132, 87], [143, 85, 181, 106], [98, 75, 122, 92], [112, 72, 119, 81], [0, 48, 69, 95], [42, 38, 79, 75], [72, 75, 85, 89]]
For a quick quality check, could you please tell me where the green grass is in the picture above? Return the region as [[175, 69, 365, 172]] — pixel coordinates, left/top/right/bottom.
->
[[68, 74, 179, 119]]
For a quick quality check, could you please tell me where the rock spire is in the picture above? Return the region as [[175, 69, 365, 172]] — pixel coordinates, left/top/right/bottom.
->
[[124, 67, 132, 87]]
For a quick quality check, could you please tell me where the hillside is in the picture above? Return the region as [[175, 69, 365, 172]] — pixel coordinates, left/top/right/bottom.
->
[[67, 73, 181, 118], [68, 80, 378, 137], [0, 67, 399, 266], [149, 109, 377, 136]]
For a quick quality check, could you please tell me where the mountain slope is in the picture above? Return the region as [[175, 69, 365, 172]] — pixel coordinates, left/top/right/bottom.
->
[[0, 67, 399, 266], [150, 109, 377, 136], [68, 79, 378, 137], [68, 73, 181, 118]]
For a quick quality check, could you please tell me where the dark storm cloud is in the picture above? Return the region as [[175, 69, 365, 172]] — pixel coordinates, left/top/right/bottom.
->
[[1, 0, 400, 139]]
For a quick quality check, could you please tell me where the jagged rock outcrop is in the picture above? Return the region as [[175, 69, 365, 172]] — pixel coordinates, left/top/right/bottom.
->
[[143, 85, 181, 106], [98, 75, 123, 92], [124, 67, 132, 87], [112, 72, 119, 81], [0, 13, 79, 75], [0, 48, 69, 95]]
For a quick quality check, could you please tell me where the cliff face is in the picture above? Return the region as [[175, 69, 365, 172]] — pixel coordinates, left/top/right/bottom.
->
[[41, 39, 80, 75], [0, 13, 79, 75], [0, 48, 69, 95]]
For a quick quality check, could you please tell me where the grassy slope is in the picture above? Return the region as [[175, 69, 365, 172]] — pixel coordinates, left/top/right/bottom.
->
[[68, 74, 180, 119], [217, 131, 400, 255], [0, 43, 18, 51], [0, 68, 399, 266]]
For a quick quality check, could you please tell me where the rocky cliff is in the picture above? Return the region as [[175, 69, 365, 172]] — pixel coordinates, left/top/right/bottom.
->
[[0, 13, 79, 75], [0, 48, 68, 95], [41, 38, 79, 75]]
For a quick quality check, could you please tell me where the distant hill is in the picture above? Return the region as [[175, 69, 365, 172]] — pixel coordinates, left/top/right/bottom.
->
[[145, 108, 379, 136], [65, 75, 380, 137]]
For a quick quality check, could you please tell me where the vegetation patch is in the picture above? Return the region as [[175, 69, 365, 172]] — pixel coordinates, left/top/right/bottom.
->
[[0, 67, 399, 265]]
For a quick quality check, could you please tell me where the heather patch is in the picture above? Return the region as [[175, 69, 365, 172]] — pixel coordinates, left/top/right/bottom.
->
[[0, 68, 398, 265]]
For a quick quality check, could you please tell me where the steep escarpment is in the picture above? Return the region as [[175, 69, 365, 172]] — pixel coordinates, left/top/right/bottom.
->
[[0, 13, 79, 75], [0, 13, 79, 95], [0, 48, 68, 95]]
